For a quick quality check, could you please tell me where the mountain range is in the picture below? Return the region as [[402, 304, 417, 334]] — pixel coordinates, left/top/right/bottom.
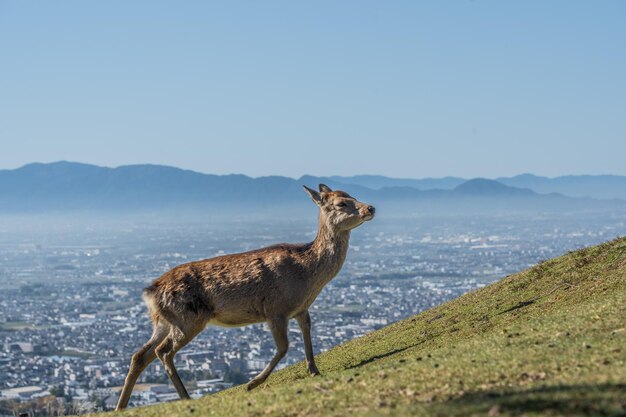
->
[[0, 161, 624, 213], [331, 173, 626, 200]]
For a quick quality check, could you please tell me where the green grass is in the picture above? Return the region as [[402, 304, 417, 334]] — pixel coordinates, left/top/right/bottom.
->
[[100, 237, 626, 417], [58, 348, 94, 359], [0, 321, 48, 331]]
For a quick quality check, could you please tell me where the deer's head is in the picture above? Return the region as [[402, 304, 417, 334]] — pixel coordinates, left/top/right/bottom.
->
[[303, 184, 375, 232]]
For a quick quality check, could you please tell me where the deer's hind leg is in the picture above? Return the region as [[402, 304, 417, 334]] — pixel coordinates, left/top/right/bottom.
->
[[155, 318, 204, 400], [116, 322, 169, 410]]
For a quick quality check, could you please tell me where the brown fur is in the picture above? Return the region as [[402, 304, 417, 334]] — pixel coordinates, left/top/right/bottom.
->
[[115, 184, 375, 410]]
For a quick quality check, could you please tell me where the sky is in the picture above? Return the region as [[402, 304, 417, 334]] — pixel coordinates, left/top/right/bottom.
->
[[1, 1, 625, 179]]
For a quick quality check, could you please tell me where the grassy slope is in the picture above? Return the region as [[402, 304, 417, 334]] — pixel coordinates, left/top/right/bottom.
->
[[105, 238, 626, 417]]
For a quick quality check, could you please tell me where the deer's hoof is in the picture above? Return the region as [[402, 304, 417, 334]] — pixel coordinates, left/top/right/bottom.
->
[[247, 379, 263, 391]]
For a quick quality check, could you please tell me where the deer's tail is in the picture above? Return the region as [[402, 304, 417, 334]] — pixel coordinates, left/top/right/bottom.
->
[[142, 285, 162, 325]]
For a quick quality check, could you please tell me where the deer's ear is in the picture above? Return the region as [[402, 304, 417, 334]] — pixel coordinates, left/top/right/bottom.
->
[[319, 184, 332, 193], [303, 185, 323, 206]]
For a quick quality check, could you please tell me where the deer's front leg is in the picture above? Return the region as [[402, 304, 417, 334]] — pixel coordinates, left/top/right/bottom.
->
[[247, 316, 289, 390], [296, 310, 320, 376]]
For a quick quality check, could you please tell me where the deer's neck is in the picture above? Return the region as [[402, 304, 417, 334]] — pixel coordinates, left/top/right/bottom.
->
[[308, 218, 350, 285]]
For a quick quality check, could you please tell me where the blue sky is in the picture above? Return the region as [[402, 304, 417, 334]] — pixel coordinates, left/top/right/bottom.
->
[[1, 1, 625, 178]]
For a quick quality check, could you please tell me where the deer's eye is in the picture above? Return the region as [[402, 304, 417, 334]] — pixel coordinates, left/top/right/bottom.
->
[[336, 202, 347, 208]]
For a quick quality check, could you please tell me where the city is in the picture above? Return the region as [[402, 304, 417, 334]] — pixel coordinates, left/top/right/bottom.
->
[[1, 210, 624, 415]]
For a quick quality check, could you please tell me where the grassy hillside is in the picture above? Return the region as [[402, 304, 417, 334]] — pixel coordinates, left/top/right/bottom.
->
[[103, 237, 626, 417]]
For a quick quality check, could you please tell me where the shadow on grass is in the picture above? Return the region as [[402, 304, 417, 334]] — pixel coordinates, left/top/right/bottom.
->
[[346, 345, 414, 370], [498, 300, 536, 315], [435, 383, 626, 417]]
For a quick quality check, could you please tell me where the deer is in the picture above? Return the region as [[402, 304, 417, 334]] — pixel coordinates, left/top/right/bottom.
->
[[115, 184, 375, 410]]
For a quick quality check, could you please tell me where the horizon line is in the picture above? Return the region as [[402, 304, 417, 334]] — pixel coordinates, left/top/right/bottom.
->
[[2, 160, 625, 181]]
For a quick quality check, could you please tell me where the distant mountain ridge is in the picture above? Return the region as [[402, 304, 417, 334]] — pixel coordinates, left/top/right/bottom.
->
[[496, 173, 626, 200], [452, 178, 535, 196], [0, 161, 307, 211], [0, 162, 623, 213], [331, 172, 626, 200], [328, 175, 466, 191]]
